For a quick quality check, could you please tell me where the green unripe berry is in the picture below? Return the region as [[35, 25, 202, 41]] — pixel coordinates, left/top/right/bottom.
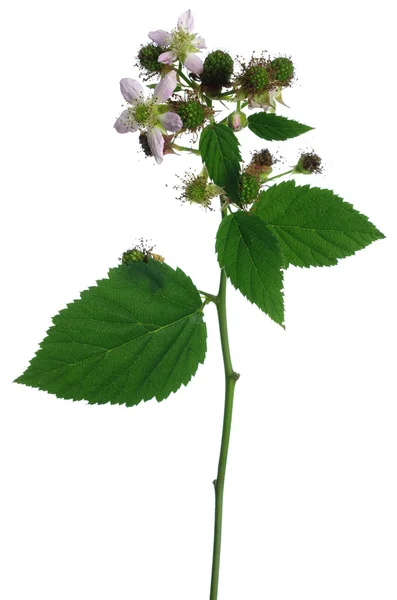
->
[[175, 100, 207, 132], [271, 57, 294, 83], [178, 170, 222, 207], [185, 175, 209, 205], [137, 44, 165, 75], [245, 65, 269, 92], [239, 173, 260, 204], [122, 249, 146, 264], [201, 50, 234, 91]]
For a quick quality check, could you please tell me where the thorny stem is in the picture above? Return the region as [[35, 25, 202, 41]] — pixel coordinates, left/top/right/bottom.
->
[[209, 205, 239, 600]]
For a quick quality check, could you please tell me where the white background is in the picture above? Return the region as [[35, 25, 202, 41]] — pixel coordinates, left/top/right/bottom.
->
[[1, 1, 396, 599]]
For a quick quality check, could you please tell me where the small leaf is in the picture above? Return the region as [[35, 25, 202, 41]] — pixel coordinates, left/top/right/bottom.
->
[[247, 113, 313, 141], [216, 211, 284, 325], [252, 181, 385, 267], [199, 124, 242, 203], [16, 260, 207, 406]]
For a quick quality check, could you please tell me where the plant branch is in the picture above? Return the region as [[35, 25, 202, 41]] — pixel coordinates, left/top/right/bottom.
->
[[209, 207, 239, 600]]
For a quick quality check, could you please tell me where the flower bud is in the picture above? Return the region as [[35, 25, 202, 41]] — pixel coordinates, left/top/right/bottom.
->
[[293, 152, 322, 175], [201, 50, 234, 95], [227, 110, 247, 132]]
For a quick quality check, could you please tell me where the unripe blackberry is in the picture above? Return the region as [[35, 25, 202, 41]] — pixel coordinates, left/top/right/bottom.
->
[[201, 50, 234, 93], [137, 43, 166, 77], [239, 172, 260, 205], [121, 240, 160, 264], [185, 174, 209, 205], [244, 65, 269, 93], [271, 57, 294, 83], [122, 248, 146, 264], [174, 99, 207, 132], [177, 169, 223, 208]]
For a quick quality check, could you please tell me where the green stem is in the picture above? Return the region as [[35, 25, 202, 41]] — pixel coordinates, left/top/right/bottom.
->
[[265, 169, 294, 182], [199, 290, 218, 304], [172, 143, 201, 156], [177, 61, 198, 90], [209, 209, 239, 600]]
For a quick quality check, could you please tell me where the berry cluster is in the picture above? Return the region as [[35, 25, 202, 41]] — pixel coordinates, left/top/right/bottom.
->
[[114, 9, 321, 211]]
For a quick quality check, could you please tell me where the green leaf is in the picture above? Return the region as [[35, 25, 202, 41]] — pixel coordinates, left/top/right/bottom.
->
[[199, 123, 242, 203], [216, 211, 284, 325], [247, 113, 313, 141], [16, 260, 207, 406], [252, 181, 385, 267]]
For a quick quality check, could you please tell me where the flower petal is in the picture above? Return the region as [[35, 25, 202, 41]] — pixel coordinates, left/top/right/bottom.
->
[[193, 35, 206, 49], [148, 30, 171, 46], [147, 127, 164, 164], [114, 110, 138, 134], [153, 71, 178, 103], [120, 78, 144, 103], [184, 53, 203, 75], [157, 111, 183, 133], [158, 50, 177, 65], [177, 9, 194, 32]]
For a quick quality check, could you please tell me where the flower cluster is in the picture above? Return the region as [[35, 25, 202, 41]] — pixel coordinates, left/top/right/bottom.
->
[[114, 9, 321, 204]]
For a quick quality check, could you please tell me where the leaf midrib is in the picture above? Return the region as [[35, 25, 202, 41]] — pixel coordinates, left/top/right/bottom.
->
[[39, 307, 202, 371]]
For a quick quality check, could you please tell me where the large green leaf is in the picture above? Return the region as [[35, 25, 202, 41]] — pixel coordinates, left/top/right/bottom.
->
[[16, 260, 207, 406], [247, 113, 312, 141], [252, 181, 385, 267], [199, 124, 242, 203], [216, 211, 284, 326]]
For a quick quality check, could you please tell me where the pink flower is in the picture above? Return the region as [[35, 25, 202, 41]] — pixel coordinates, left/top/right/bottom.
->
[[148, 9, 206, 75], [114, 71, 182, 164]]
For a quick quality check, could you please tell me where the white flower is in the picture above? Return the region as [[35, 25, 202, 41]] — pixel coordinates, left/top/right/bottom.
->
[[148, 9, 206, 75], [114, 71, 182, 164]]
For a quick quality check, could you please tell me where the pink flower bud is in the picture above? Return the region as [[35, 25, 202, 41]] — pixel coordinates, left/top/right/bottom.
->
[[227, 111, 247, 132]]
